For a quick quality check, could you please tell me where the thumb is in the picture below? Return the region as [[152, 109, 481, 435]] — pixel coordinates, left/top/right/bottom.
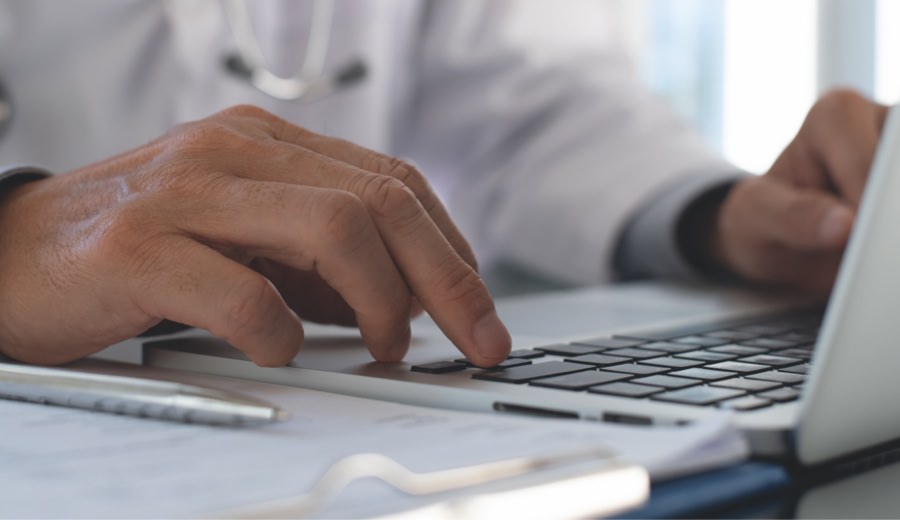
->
[[729, 177, 855, 251], [816, 204, 855, 248], [774, 187, 855, 250]]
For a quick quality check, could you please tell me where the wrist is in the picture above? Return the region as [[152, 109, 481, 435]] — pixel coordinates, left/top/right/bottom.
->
[[676, 181, 740, 281]]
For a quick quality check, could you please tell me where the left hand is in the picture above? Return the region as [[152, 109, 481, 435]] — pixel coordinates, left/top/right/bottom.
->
[[712, 89, 889, 298]]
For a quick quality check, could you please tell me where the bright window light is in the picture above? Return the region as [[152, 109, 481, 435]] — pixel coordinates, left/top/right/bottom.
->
[[876, 0, 900, 104], [722, 0, 818, 174]]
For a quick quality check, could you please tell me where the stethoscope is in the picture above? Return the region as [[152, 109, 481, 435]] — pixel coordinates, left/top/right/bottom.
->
[[0, 79, 11, 139], [220, 0, 367, 102], [0, 0, 363, 141]]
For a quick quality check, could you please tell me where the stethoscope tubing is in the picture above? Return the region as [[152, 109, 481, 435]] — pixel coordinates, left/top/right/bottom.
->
[[0, 78, 12, 139], [0, 1, 367, 141]]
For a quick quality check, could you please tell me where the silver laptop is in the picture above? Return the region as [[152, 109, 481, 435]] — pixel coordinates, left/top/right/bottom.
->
[[143, 104, 900, 467]]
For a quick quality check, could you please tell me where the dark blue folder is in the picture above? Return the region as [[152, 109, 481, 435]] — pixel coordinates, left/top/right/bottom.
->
[[617, 462, 791, 519]]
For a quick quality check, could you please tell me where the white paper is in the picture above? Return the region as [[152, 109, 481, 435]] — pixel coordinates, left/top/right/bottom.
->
[[0, 363, 746, 518]]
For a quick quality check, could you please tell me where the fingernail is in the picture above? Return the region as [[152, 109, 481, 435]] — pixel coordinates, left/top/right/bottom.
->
[[819, 207, 854, 246], [474, 311, 511, 361]]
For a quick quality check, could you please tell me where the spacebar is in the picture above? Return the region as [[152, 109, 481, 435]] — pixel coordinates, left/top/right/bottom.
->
[[472, 361, 591, 384]]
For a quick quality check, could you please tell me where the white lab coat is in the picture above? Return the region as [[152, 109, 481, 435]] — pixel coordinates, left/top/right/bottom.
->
[[0, 0, 734, 284]]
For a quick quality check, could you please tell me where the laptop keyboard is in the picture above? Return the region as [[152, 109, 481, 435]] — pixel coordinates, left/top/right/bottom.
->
[[410, 310, 822, 412]]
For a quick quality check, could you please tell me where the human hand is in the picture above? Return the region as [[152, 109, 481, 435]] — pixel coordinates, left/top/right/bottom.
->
[[0, 106, 511, 367], [712, 90, 889, 298]]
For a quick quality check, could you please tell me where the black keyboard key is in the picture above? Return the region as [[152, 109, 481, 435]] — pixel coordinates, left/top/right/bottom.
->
[[740, 338, 798, 350], [603, 348, 665, 360], [673, 336, 730, 347], [704, 330, 760, 341], [747, 371, 806, 385], [709, 344, 767, 356], [638, 342, 700, 354], [741, 354, 802, 367], [772, 348, 813, 360], [565, 353, 630, 367], [719, 396, 773, 411], [613, 321, 732, 341], [588, 382, 664, 398], [507, 349, 546, 359], [780, 364, 810, 375], [711, 378, 781, 392], [604, 364, 669, 376], [733, 323, 794, 335], [772, 332, 817, 345], [494, 359, 533, 369], [652, 386, 745, 406], [642, 357, 704, 369], [705, 361, 769, 374], [473, 361, 590, 384], [570, 337, 646, 349], [529, 370, 630, 390], [454, 358, 531, 369], [631, 375, 700, 389], [669, 368, 737, 382], [534, 344, 606, 356], [759, 387, 802, 402], [676, 351, 737, 362], [411, 361, 467, 374]]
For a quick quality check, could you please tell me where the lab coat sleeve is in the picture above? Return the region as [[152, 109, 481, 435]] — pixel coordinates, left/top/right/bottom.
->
[[399, 0, 741, 285]]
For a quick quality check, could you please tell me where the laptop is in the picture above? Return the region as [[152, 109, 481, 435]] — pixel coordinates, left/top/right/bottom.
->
[[142, 104, 900, 467]]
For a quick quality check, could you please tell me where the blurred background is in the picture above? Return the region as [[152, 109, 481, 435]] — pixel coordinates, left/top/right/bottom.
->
[[612, 0, 896, 174]]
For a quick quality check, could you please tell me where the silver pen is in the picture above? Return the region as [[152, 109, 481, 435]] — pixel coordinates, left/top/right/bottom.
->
[[0, 361, 288, 425]]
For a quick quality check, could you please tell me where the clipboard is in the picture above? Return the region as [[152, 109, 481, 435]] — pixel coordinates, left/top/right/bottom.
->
[[3, 360, 744, 519], [220, 448, 649, 519]]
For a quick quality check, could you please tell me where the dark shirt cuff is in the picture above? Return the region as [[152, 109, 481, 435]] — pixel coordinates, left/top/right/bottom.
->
[[614, 170, 748, 281], [0, 166, 52, 201]]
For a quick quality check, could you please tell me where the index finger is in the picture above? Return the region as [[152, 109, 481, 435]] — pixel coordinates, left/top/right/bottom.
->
[[303, 155, 512, 366], [215, 106, 510, 365], [229, 107, 480, 272], [802, 91, 888, 207]]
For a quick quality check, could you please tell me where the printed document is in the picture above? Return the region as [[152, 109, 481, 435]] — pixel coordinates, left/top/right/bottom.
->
[[0, 363, 746, 518]]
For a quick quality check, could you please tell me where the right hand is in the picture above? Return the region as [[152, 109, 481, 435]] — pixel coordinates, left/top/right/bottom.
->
[[0, 105, 511, 367], [711, 90, 887, 298]]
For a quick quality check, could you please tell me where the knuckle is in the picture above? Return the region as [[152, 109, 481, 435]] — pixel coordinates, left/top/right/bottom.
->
[[813, 88, 866, 119], [218, 104, 301, 140], [315, 192, 372, 250], [218, 104, 276, 122], [91, 203, 154, 266], [163, 106, 285, 162], [396, 161, 443, 212], [432, 261, 493, 312], [218, 276, 278, 341], [820, 88, 865, 108], [383, 158, 424, 186], [88, 203, 178, 291], [361, 175, 422, 223], [167, 120, 247, 157], [382, 159, 441, 210]]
